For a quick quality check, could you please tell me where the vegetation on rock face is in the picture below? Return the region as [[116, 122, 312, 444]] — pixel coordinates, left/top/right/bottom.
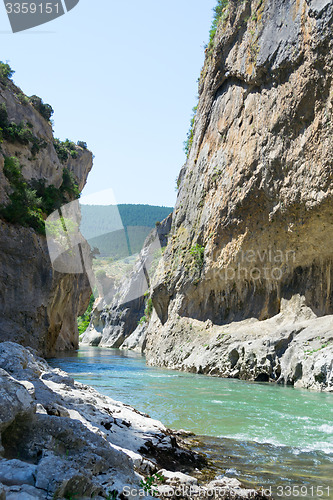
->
[[0, 63, 86, 234], [145, 297, 153, 320], [190, 243, 205, 270], [54, 138, 79, 163], [0, 156, 45, 232], [78, 293, 94, 335], [139, 295, 153, 325], [0, 61, 14, 85], [0, 102, 47, 156], [0, 62, 53, 123], [183, 0, 229, 159], [140, 473, 165, 496], [0, 156, 80, 234], [77, 140, 88, 150], [208, 0, 229, 49], [29, 95, 54, 122], [31, 169, 80, 215], [183, 105, 198, 158]]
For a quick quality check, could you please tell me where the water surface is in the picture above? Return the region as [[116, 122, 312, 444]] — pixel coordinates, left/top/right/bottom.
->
[[49, 347, 333, 499]]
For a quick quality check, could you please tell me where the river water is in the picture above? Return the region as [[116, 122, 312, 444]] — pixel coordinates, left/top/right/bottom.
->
[[49, 346, 333, 499]]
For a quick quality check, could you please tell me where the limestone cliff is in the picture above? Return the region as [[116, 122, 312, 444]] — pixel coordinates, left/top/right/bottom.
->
[[0, 72, 93, 355], [145, 0, 333, 390]]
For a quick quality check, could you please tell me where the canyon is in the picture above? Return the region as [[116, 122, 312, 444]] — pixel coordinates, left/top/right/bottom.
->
[[1, 0, 333, 497]]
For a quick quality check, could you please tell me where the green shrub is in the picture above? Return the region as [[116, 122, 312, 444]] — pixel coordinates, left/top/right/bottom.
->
[[145, 298, 153, 320], [61, 168, 80, 199], [31, 180, 64, 214], [77, 141, 87, 149], [138, 315, 147, 325], [3, 155, 21, 183], [54, 138, 79, 163], [138, 296, 154, 326], [0, 103, 8, 128], [190, 243, 205, 270], [0, 61, 14, 84], [30, 168, 79, 215], [77, 294, 94, 335], [0, 156, 81, 234], [16, 93, 30, 105], [4, 121, 34, 145], [0, 157, 45, 233], [106, 490, 119, 500], [29, 95, 54, 122], [208, 0, 229, 49], [30, 136, 47, 156], [140, 473, 165, 496], [0, 102, 47, 155], [183, 105, 198, 158]]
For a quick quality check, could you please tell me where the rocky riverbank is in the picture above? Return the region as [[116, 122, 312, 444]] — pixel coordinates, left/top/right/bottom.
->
[[0, 342, 271, 499], [145, 295, 333, 391]]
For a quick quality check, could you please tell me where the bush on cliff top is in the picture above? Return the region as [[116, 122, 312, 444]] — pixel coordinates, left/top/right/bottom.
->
[[0, 61, 53, 122], [209, 0, 229, 48], [183, 0, 229, 159], [0, 62, 14, 84], [29, 95, 54, 122], [54, 138, 79, 163]]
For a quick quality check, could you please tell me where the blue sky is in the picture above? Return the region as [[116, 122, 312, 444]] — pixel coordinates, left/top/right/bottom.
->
[[1, 0, 216, 206]]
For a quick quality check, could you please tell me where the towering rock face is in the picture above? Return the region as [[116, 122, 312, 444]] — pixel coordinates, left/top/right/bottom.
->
[[145, 0, 333, 388], [0, 76, 93, 355]]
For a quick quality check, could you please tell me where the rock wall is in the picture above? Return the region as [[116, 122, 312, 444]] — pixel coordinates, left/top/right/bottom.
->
[[0, 77, 93, 355], [146, 295, 333, 391], [145, 0, 333, 388]]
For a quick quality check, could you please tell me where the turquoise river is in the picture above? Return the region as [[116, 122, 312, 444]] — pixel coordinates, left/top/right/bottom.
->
[[49, 347, 333, 500]]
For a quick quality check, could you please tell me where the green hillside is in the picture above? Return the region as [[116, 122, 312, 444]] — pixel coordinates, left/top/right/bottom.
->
[[80, 204, 173, 240], [88, 226, 154, 259], [80, 204, 172, 259]]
